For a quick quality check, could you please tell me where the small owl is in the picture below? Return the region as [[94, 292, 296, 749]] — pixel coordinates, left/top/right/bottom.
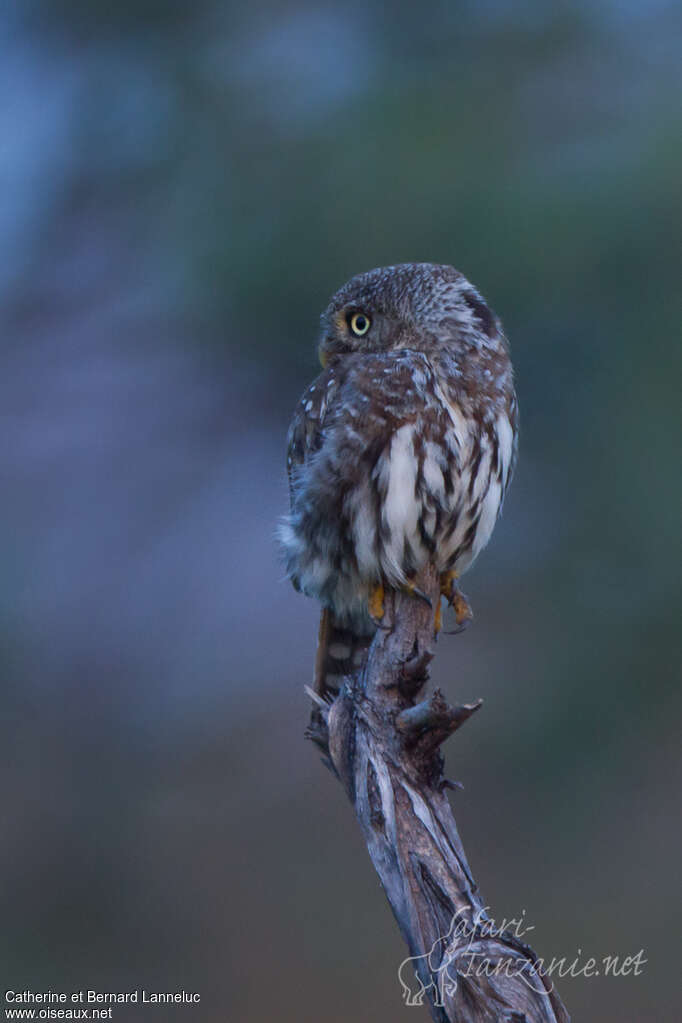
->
[[280, 263, 517, 693]]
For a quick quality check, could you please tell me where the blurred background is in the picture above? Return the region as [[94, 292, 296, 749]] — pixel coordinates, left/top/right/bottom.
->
[[1, 1, 680, 1020]]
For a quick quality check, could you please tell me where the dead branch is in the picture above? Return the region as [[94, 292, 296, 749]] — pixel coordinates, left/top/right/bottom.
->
[[306, 564, 570, 1023]]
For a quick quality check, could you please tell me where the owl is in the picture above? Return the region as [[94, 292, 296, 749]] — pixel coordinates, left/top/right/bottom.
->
[[280, 263, 518, 695]]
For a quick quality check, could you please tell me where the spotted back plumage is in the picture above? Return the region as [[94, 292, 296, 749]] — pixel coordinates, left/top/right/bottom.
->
[[280, 263, 517, 686]]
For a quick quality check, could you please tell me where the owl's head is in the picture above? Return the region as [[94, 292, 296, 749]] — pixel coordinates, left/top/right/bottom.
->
[[318, 262, 502, 367]]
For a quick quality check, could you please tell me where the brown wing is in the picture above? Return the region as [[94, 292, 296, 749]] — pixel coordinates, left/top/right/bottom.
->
[[285, 351, 449, 699], [286, 365, 365, 698], [286, 365, 341, 502]]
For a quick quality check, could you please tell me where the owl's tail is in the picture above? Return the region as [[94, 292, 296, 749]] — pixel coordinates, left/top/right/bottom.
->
[[313, 608, 374, 700]]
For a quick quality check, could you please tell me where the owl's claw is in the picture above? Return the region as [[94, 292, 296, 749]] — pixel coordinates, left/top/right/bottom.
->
[[404, 582, 432, 609], [440, 571, 473, 630], [440, 570, 458, 600], [367, 577, 467, 637], [434, 598, 443, 635], [368, 582, 389, 628], [452, 591, 473, 628], [442, 620, 471, 636], [368, 581, 433, 630]]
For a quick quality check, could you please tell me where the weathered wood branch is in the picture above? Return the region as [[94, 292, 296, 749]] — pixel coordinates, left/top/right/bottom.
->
[[306, 564, 569, 1022]]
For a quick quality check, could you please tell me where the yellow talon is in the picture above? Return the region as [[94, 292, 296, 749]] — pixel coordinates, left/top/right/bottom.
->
[[368, 582, 385, 621], [453, 590, 473, 627], [434, 599, 443, 634], [402, 579, 432, 608], [440, 570, 473, 627], [440, 570, 457, 599]]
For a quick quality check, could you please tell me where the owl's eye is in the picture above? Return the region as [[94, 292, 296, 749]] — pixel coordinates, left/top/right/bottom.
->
[[348, 312, 371, 337]]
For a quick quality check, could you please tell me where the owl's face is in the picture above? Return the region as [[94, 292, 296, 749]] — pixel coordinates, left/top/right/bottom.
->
[[318, 262, 501, 367]]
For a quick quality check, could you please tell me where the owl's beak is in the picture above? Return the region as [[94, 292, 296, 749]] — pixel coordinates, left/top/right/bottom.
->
[[319, 333, 345, 368]]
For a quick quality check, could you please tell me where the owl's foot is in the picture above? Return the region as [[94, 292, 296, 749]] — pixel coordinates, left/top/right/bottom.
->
[[403, 581, 433, 608], [369, 580, 433, 628], [368, 582, 386, 625], [434, 598, 443, 635], [440, 571, 473, 631], [440, 570, 457, 601]]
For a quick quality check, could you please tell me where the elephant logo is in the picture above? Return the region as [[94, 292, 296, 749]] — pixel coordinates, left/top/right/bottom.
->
[[397, 909, 474, 1007]]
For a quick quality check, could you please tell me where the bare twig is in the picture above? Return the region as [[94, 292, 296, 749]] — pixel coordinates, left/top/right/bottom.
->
[[306, 564, 570, 1022]]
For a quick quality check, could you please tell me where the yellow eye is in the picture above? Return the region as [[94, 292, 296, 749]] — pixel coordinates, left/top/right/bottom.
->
[[349, 312, 371, 337]]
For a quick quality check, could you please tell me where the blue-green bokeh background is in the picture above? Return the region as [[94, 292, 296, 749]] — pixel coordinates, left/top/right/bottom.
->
[[1, 2, 681, 1020]]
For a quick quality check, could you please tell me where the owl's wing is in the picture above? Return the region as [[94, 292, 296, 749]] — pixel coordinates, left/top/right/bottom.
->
[[286, 351, 453, 699], [286, 365, 360, 700], [286, 365, 341, 502]]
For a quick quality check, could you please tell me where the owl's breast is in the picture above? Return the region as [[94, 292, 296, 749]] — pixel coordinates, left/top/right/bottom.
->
[[280, 349, 516, 629], [352, 387, 515, 589]]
